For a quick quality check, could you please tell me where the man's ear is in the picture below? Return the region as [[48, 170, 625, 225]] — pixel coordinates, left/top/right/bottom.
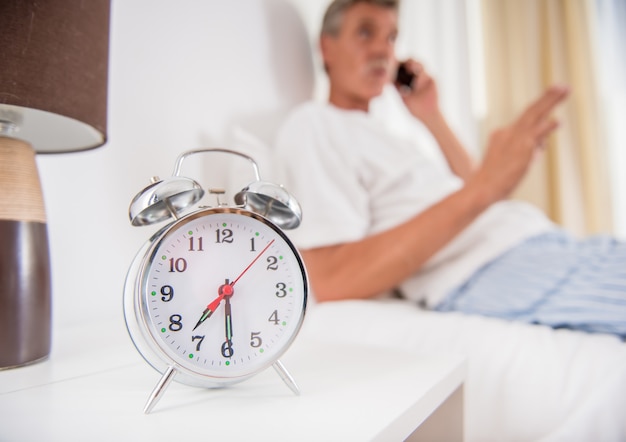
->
[[319, 34, 333, 72]]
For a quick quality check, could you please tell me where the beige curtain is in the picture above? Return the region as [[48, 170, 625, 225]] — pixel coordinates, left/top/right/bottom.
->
[[480, 0, 612, 235]]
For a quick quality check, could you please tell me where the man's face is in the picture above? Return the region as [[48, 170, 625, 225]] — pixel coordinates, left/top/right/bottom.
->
[[321, 3, 398, 109]]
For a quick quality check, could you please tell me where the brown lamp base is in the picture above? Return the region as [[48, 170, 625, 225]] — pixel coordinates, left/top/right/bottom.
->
[[0, 137, 51, 369], [0, 220, 51, 369]]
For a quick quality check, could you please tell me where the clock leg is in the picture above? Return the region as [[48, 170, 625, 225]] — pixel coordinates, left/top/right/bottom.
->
[[273, 359, 300, 396], [144, 365, 177, 414]]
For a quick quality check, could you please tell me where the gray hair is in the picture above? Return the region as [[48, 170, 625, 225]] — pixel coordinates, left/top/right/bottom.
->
[[320, 0, 400, 38]]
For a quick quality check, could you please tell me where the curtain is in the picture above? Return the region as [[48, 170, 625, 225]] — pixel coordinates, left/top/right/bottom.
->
[[595, 0, 626, 238], [480, 0, 612, 235]]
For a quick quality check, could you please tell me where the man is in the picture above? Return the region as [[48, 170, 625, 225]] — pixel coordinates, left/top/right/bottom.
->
[[273, 0, 626, 336]]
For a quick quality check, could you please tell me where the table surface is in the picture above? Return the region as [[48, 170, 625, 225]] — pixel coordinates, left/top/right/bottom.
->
[[0, 312, 466, 442]]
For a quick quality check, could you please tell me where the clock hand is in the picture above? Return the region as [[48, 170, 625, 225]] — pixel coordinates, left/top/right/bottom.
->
[[224, 295, 233, 341], [223, 295, 234, 357], [231, 239, 275, 287], [192, 281, 233, 331]]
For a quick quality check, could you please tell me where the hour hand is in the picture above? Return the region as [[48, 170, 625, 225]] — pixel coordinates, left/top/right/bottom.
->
[[193, 292, 224, 331], [193, 281, 234, 331], [193, 303, 218, 331]]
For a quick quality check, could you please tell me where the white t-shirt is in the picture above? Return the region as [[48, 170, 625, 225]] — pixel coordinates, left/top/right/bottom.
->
[[273, 101, 555, 306]]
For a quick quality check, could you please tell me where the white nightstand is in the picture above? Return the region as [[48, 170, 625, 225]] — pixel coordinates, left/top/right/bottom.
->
[[0, 314, 466, 441]]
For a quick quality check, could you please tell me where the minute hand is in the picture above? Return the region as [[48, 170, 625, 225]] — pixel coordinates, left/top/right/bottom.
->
[[224, 296, 233, 344]]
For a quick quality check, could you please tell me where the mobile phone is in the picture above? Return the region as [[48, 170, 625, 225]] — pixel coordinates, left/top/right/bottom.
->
[[395, 63, 415, 89]]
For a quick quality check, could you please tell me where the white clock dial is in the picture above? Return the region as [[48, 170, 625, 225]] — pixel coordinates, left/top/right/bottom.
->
[[130, 208, 307, 385]]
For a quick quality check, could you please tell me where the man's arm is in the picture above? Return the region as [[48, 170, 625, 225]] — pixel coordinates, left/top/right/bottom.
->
[[305, 85, 569, 302], [397, 60, 476, 181], [303, 179, 489, 301]]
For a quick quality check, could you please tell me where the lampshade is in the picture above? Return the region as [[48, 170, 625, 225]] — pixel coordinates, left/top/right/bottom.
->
[[0, 0, 109, 152], [0, 0, 110, 368]]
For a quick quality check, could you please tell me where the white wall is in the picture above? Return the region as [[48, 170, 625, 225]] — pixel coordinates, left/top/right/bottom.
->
[[36, 0, 316, 330]]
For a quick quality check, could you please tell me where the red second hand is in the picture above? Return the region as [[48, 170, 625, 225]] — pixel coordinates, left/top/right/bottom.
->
[[231, 239, 275, 287]]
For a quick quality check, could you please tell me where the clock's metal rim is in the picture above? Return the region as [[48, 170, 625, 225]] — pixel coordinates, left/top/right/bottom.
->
[[124, 206, 309, 388]]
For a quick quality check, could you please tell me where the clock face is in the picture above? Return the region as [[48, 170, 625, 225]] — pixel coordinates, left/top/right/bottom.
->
[[131, 207, 307, 384]]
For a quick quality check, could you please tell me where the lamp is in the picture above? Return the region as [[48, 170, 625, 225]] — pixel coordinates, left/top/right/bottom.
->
[[0, 0, 110, 368]]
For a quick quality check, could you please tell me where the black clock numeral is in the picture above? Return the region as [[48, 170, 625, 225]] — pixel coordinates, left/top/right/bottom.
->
[[250, 237, 256, 252], [189, 236, 204, 251], [250, 331, 262, 348], [275, 282, 287, 298], [268, 310, 280, 325], [216, 228, 233, 244], [169, 258, 187, 273], [221, 340, 234, 358], [191, 335, 205, 351], [169, 314, 183, 331], [266, 256, 278, 271], [160, 285, 174, 302]]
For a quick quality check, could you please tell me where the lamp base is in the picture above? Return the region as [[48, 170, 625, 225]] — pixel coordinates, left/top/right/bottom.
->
[[0, 137, 51, 369]]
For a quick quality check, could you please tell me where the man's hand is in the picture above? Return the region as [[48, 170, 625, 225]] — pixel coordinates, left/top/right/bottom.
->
[[396, 59, 441, 123], [470, 85, 570, 204]]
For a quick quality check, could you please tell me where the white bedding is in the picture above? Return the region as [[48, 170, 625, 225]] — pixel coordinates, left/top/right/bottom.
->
[[303, 299, 626, 442]]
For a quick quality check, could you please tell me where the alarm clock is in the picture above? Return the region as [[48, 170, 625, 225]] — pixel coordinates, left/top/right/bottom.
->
[[123, 148, 308, 413]]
